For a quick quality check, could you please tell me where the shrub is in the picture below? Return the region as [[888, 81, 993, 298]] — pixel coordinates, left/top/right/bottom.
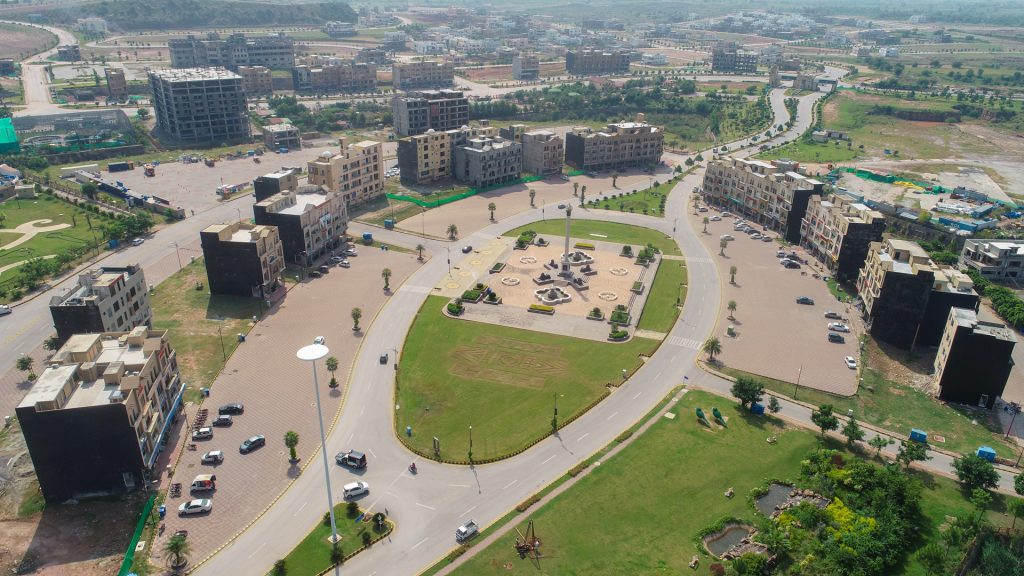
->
[[516, 494, 541, 512], [609, 329, 629, 340], [621, 245, 633, 257], [475, 283, 484, 290], [347, 501, 359, 517], [486, 292, 498, 302], [568, 461, 590, 477], [361, 531, 372, 546], [329, 543, 344, 564], [446, 302, 464, 315], [589, 307, 603, 318], [610, 309, 630, 324], [461, 289, 482, 301], [616, 430, 634, 443]]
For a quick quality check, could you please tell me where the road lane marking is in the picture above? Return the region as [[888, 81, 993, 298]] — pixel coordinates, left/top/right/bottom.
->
[[347, 432, 354, 444], [606, 411, 618, 421], [247, 542, 266, 559], [360, 405, 366, 416], [461, 504, 478, 517], [578, 433, 589, 442], [293, 501, 307, 516], [448, 483, 470, 488], [503, 479, 518, 490], [415, 502, 436, 510], [410, 537, 429, 551], [541, 455, 555, 465], [368, 448, 377, 458], [633, 391, 642, 399]]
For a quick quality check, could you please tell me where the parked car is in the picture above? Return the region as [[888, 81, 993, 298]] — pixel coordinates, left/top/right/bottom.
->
[[462, 245, 473, 253], [338, 259, 351, 268], [844, 356, 858, 369], [212, 415, 233, 427], [828, 333, 845, 344], [698, 206, 709, 212], [131, 238, 144, 246], [784, 261, 801, 269], [178, 499, 212, 516], [330, 255, 346, 264], [776, 250, 787, 258], [824, 311, 842, 319], [761, 236, 772, 242], [828, 322, 851, 333], [218, 403, 244, 415], [750, 233, 763, 240], [709, 215, 722, 221], [190, 474, 216, 492], [344, 248, 358, 257], [0, 305, 10, 317], [201, 450, 224, 465], [240, 435, 265, 454], [720, 211, 732, 217], [342, 481, 369, 499], [456, 519, 479, 542], [308, 270, 322, 278], [796, 296, 815, 305], [336, 450, 368, 469], [318, 265, 330, 274], [192, 427, 213, 440], [720, 234, 735, 241]]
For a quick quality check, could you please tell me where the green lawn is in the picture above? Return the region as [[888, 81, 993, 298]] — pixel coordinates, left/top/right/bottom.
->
[[586, 176, 679, 217], [150, 258, 261, 403], [757, 139, 863, 164], [503, 221, 680, 256], [397, 296, 659, 462], [636, 259, 687, 333], [275, 502, 392, 576], [448, 389, 1007, 576]]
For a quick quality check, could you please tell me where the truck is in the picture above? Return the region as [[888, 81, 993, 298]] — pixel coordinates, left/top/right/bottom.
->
[[204, 157, 216, 167], [455, 519, 479, 542], [144, 164, 155, 177]]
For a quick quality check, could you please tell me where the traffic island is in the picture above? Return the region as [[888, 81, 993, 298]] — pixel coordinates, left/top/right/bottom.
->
[[275, 502, 393, 575]]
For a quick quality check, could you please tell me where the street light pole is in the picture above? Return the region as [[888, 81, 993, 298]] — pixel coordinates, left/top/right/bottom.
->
[[297, 342, 339, 545], [217, 323, 226, 362], [794, 363, 802, 401], [170, 242, 182, 270], [1005, 402, 1021, 439], [468, 425, 473, 463]]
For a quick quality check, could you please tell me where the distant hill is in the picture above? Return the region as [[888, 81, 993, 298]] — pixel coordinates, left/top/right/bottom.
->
[[27, 0, 357, 31]]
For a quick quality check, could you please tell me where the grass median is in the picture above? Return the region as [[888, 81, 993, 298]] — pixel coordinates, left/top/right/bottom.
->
[[274, 502, 392, 575], [503, 221, 680, 256], [636, 259, 687, 333]]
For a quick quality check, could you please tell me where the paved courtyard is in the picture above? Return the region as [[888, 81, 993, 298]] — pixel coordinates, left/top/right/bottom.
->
[[153, 247, 421, 566], [695, 209, 860, 395]]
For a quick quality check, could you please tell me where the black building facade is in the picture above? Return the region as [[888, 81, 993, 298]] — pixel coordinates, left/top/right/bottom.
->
[[200, 223, 284, 298]]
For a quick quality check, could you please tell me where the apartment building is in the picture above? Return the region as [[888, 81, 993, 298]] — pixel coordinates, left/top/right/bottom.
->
[[565, 114, 664, 173], [702, 157, 823, 244], [104, 68, 127, 101], [392, 60, 455, 90], [856, 239, 979, 348], [641, 53, 668, 66], [933, 307, 1015, 409], [254, 186, 348, 265], [293, 61, 376, 93], [168, 33, 295, 70], [48, 264, 151, 347], [200, 222, 284, 298], [453, 136, 522, 189], [793, 73, 819, 91], [254, 168, 299, 201], [16, 327, 183, 501], [382, 31, 407, 51], [148, 68, 250, 145], [262, 123, 301, 151], [57, 45, 81, 61], [396, 124, 498, 185], [512, 53, 540, 80], [237, 65, 273, 95], [711, 42, 758, 73], [323, 21, 356, 37], [565, 49, 630, 75], [392, 89, 469, 136], [521, 130, 564, 176], [959, 239, 1024, 281], [800, 194, 886, 281], [306, 139, 385, 205], [356, 48, 391, 66]]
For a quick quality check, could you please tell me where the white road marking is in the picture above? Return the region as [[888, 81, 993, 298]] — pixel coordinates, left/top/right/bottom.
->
[[541, 455, 555, 465], [461, 504, 478, 517], [368, 448, 377, 458], [293, 501, 307, 516], [503, 479, 518, 490], [360, 405, 366, 416], [578, 433, 590, 442], [415, 502, 436, 511], [410, 537, 429, 551], [448, 483, 470, 488], [247, 542, 266, 559], [633, 391, 643, 399], [606, 411, 618, 421], [347, 432, 354, 444]]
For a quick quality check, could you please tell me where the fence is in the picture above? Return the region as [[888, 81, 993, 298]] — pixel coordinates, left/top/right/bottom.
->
[[117, 492, 157, 576], [385, 175, 546, 208]]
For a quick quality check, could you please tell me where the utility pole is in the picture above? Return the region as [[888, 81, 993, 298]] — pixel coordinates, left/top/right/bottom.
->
[[794, 363, 802, 401], [468, 425, 473, 463], [552, 393, 558, 432]]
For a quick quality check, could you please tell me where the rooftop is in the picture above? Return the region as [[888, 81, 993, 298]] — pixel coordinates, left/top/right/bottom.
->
[[263, 123, 298, 133], [149, 67, 242, 82], [952, 307, 1017, 342]]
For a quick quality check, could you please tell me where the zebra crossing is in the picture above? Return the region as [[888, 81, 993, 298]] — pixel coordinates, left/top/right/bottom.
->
[[667, 335, 702, 350]]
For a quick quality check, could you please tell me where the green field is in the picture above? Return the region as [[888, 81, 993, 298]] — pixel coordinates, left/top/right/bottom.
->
[[757, 139, 862, 164], [586, 176, 678, 217], [274, 502, 391, 575], [447, 389, 1007, 576], [396, 296, 659, 462], [503, 221, 680, 256], [636, 259, 687, 333]]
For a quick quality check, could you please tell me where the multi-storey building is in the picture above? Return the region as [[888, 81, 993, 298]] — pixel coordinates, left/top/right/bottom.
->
[[254, 186, 348, 266], [391, 60, 455, 90], [200, 222, 284, 298], [397, 124, 498, 185], [499, 124, 528, 143], [800, 194, 886, 281], [48, 264, 151, 347], [793, 73, 819, 91], [453, 136, 522, 188], [306, 139, 384, 205], [168, 33, 295, 70], [702, 157, 823, 244], [17, 327, 183, 501], [857, 239, 979, 348], [564, 114, 664, 173], [262, 123, 301, 151], [521, 130, 564, 175], [382, 31, 407, 51], [711, 41, 758, 73], [254, 168, 299, 201], [236, 65, 273, 95], [323, 21, 356, 37], [565, 49, 630, 75], [392, 89, 469, 136], [356, 48, 390, 66], [104, 68, 127, 101], [57, 45, 81, 61], [512, 53, 540, 80], [148, 68, 250, 145], [933, 307, 1015, 409], [959, 239, 1024, 281], [292, 62, 376, 93]]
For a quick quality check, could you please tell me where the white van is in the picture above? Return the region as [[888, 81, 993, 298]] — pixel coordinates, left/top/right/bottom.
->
[[191, 474, 217, 492]]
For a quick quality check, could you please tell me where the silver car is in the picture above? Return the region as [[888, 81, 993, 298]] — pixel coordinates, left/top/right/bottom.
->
[[178, 499, 212, 515]]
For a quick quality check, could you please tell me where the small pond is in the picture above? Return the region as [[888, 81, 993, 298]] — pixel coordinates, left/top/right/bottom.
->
[[703, 524, 754, 558], [755, 483, 792, 516]]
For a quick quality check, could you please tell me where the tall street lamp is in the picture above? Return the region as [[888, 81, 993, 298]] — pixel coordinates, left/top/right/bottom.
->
[[297, 340, 340, 545], [170, 241, 183, 270]]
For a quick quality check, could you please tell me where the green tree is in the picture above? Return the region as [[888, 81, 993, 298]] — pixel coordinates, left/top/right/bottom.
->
[[842, 416, 865, 447], [702, 337, 722, 361], [1008, 498, 1024, 529], [1015, 470, 1024, 496], [447, 223, 458, 239], [272, 559, 287, 575], [702, 216, 709, 232], [284, 430, 299, 461], [81, 182, 98, 199], [729, 265, 737, 284], [351, 307, 362, 331], [916, 542, 947, 576], [573, 182, 579, 196], [43, 335, 61, 351], [730, 376, 764, 408], [970, 487, 992, 521], [868, 435, 894, 457], [164, 533, 190, 571], [768, 396, 781, 413], [611, 172, 619, 188], [811, 404, 839, 437], [727, 300, 737, 319], [529, 189, 536, 207], [326, 356, 339, 389], [16, 355, 34, 380], [897, 440, 931, 469], [136, 107, 150, 120], [580, 185, 586, 206], [487, 202, 496, 221], [415, 243, 424, 261], [381, 267, 392, 291], [719, 238, 728, 256], [953, 454, 1000, 492]]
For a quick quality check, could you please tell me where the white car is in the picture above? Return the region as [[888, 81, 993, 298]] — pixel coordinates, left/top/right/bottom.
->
[[178, 499, 212, 515], [0, 304, 11, 317], [709, 215, 722, 221], [721, 211, 732, 217], [131, 238, 144, 246], [338, 259, 351, 268], [844, 356, 858, 370], [329, 255, 346, 264], [192, 427, 213, 440], [828, 322, 851, 333], [750, 233, 763, 240], [720, 234, 735, 241], [343, 481, 369, 499], [201, 450, 224, 464], [344, 248, 358, 256]]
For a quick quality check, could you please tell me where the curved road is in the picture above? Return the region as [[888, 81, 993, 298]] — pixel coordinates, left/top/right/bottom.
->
[[1, 20, 78, 116]]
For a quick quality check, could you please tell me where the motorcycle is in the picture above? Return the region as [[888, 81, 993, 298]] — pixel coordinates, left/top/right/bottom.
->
[[409, 462, 417, 474]]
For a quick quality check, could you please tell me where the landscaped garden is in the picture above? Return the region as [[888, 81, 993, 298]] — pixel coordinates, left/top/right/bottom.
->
[[396, 296, 659, 462], [504, 221, 679, 256], [274, 501, 392, 575], [445, 389, 1012, 576], [586, 175, 680, 216], [637, 259, 687, 333]]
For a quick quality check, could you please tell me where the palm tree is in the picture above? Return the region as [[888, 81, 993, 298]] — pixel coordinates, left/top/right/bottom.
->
[[702, 337, 722, 362], [487, 202, 496, 221], [611, 172, 619, 188], [284, 431, 299, 462], [415, 243, 425, 261], [529, 189, 536, 207], [164, 533, 190, 571], [719, 239, 728, 256], [447, 224, 458, 239], [579, 186, 586, 206], [326, 356, 339, 389], [382, 268, 392, 291], [729, 265, 737, 284], [351, 307, 362, 331], [573, 182, 579, 196], [727, 300, 737, 320], [16, 355, 35, 382], [702, 216, 709, 233]]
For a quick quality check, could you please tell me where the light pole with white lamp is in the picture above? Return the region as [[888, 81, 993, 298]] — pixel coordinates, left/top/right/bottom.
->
[[296, 339, 340, 545]]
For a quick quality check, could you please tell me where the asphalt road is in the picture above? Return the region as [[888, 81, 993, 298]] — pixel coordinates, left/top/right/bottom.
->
[[1, 20, 78, 116]]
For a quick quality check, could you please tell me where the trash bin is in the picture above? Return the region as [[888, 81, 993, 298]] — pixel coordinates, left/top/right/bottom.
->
[[201, 388, 210, 397], [237, 333, 245, 343], [977, 446, 997, 462], [406, 425, 412, 437], [158, 505, 166, 519]]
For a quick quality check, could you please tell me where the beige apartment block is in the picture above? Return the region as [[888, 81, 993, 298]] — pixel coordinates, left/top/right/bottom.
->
[[564, 114, 664, 173], [521, 130, 564, 175], [307, 139, 385, 205], [800, 194, 885, 280], [392, 60, 455, 90], [396, 124, 497, 185], [237, 65, 273, 95]]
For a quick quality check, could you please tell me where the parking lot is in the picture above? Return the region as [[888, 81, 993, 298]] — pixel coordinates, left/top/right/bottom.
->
[[155, 246, 421, 564], [695, 209, 861, 396]]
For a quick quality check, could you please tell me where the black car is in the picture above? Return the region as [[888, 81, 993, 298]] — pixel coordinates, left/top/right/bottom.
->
[[462, 246, 473, 253], [219, 403, 244, 415], [796, 296, 815, 305], [240, 435, 265, 454], [828, 333, 845, 344]]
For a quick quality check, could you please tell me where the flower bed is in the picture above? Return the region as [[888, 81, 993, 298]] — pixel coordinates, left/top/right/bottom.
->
[[446, 302, 464, 316], [587, 308, 604, 321], [461, 289, 483, 302], [489, 262, 506, 274], [631, 281, 644, 294], [610, 306, 630, 325], [608, 329, 629, 341], [528, 303, 555, 315]]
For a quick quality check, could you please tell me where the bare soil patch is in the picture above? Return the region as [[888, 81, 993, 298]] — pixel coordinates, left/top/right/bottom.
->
[[0, 23, 55, 60]]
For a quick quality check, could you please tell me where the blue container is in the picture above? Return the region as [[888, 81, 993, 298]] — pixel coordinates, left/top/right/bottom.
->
[[910, 429, 928, 443], [362, 232, 373, 242], [977, 446, 996, 462], [158, 505, 166, 519], [750, 403, 765, 415], [384, 219, 394, 229]]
